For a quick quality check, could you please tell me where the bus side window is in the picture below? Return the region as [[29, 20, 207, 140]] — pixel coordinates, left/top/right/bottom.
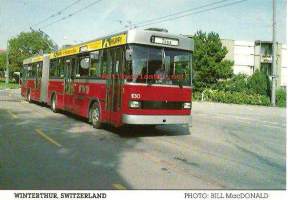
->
[[49, 59, 58, 78], [27, 64, 32, 78], [89, 50, 101, 79], [31, 63, 37, 78], [115, 47, 124, 74], [101, 49, 112, 79], [58, 58, 65, 78], [71, 56, 77, 78], [101, 49, 108, 78], [37, 62, 42, 78], [22, 65, 28, 83], [77, 55, 90, 77]]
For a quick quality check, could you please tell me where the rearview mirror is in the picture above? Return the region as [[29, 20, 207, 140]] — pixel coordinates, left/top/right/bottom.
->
[[80, 57, 90, 69]]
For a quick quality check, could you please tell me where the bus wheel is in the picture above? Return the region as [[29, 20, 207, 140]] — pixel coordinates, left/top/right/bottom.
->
[[51, 95, 58, 113], [90, 103, 102, 129], [27, 90, 31, 103]]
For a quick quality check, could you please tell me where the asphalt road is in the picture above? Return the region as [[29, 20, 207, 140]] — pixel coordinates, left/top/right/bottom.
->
[[0, 89, 286, 189]]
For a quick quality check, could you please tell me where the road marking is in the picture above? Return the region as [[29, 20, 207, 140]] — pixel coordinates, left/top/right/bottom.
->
[[35, 128, 62, 148], [7, 110, 17, 119], [112, 183, 126, 190]]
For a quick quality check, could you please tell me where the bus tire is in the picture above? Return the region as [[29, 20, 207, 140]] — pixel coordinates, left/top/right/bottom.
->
[[51, 94, 58, 113], [89, 102, 102, 129]]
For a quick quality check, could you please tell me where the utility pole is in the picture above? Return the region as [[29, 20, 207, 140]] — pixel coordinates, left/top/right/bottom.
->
[[5, 41, 9, 88], [271, 0, 277, 106]]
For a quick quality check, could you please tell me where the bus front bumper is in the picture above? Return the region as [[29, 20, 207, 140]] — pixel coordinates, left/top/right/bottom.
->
[[122, 114, 192, 125]]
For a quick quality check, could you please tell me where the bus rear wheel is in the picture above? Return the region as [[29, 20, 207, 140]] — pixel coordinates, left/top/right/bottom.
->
[[51, 94, 58, 113], [89, 102, 102, 129]]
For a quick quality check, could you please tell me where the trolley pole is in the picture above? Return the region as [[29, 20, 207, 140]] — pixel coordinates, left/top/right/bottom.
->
[[5, 41, 9, 88], [271, 0, 277, 106]]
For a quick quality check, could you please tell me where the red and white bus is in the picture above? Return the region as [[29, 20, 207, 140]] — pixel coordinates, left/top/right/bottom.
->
[[21, 29, 194, 128]]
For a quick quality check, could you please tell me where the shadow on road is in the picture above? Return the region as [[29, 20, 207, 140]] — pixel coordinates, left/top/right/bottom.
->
[[0, 106, 134, 189], [35, 102, 191, 138], [105, 124, 190, 138], [0, 88, 192, 189]]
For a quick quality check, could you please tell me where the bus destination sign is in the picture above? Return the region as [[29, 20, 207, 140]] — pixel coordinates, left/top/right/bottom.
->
[[151, 36, 179, 46]]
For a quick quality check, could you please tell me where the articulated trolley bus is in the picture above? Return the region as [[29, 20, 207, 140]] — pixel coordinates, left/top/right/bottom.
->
[[21, 29, 194, 128]]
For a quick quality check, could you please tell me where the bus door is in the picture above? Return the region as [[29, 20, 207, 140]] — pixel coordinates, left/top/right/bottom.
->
[[64, 58, 75, 111], [34, 62, 42, 100], [20, 66, 27, 97], [105, 47, 124, 126], [40, 55, 50, 103]]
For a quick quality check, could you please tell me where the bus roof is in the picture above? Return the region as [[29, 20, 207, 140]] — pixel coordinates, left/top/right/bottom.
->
[[23, 29, 194, 64]]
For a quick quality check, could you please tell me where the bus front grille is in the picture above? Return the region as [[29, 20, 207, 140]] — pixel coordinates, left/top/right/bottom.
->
[[141, 101, 183, 110]]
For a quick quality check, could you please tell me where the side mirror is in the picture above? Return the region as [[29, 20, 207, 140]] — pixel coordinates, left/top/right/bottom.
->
[[126, 49, 133, 61], [80, 57, 90, 69]]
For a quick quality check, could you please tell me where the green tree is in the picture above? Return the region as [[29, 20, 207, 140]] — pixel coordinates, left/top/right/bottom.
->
[[276, 88, 286, 107], [0, 53, 6, 74], [7, 29, 56, 74], [247, 69, 270, 96], [214, 74, 248, 93], [192, 31, 233, 91]]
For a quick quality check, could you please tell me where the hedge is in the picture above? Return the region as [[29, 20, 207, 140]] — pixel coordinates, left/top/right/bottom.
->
[[193, 89, 271, 106], [276, 88, 286, 107], [213, 71, 270, 96], [0, 80, 20, 90]]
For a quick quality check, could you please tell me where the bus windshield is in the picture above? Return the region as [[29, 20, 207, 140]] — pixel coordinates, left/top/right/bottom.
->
[[125, 44, 192, 86]]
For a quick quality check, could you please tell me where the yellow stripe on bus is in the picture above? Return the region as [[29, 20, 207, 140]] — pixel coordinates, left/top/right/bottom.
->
[[23, 55, 43, 64], [102, 34, 127, 48], [24, 33, 127, 64]]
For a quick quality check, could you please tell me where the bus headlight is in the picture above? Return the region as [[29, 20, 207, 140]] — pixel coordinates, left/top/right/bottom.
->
[[183, 102, 191, 109], [129, 101, 141, 109]]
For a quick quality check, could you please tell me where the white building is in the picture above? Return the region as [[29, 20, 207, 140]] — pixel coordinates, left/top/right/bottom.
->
[[281, 45, 288, 86], [221, 39, 287, 87]]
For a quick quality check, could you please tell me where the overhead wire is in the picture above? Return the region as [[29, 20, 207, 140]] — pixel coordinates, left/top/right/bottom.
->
[[136, 0, 249, 28], [40, 0, 103, 29], [33, 0, 83, 27], [134, 0, 231, 27], [108, 0, 249, 35]]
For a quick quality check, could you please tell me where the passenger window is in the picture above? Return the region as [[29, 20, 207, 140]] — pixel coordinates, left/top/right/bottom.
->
[[37, 62, 42, 78], [103, 49, 113, 76], [31, 63, 37, 78], [27, 64, 33, 78], [90, 51, 101, 78], [57, 58, 65, 78], [49, 59, 58, 78], [115, 47, 124, 74], [50, 60, 55, 77]]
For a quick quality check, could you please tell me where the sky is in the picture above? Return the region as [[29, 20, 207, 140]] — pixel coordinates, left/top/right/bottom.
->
[[0, 0, 287, 49]]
